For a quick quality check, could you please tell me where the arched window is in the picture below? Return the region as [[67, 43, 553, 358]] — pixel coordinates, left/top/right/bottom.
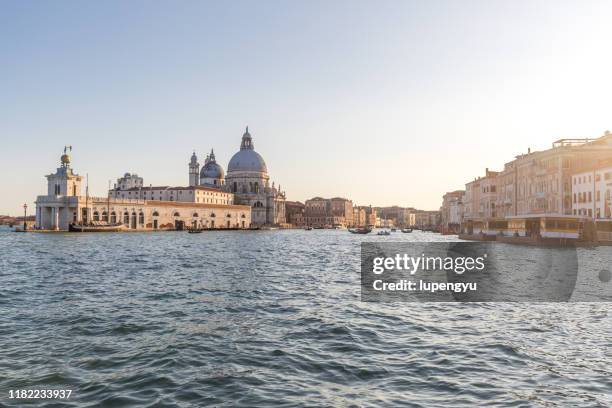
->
[[173, 212, 180, 217], [93, 211, 99, 221], [210, 213, 216, 218], [193, 212, 199, 218], [241, 214, 246, 218], [110, 212, 117, 223], [152, 211, 159, 217], [254, 183, 259, 193], [226, 214, 231, 218], [102, 211, 108, 222], [138, 212, 144, 224], [123, 212, 129, 224], [253, 201, 264, 208]]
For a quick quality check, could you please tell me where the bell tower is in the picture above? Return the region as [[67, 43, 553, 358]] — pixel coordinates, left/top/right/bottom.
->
[[189, 151, 200, 186]]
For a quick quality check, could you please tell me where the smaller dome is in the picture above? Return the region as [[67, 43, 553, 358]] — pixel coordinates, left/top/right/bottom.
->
[[200, 148, 224, 180], [201, 161, 224, 179]]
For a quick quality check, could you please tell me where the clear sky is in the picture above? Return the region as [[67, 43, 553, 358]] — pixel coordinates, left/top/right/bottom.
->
[[2, 0, 612, 215]]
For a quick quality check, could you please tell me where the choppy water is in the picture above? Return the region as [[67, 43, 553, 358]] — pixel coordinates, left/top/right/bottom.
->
[[0, 227, 611, 407]]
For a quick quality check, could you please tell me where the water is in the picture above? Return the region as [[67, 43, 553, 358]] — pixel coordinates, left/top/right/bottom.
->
[[0, 228, 610, 407]]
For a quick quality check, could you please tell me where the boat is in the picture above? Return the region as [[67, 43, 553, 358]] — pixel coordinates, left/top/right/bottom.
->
[[69, 222, 127, 232], [391, 228, 397, 232], [377, 230, 391, 236], [401, 228, 413, 233], [188, 229, 203, 234], [304, 226, 313, 231], [348, 227, 372, 234]]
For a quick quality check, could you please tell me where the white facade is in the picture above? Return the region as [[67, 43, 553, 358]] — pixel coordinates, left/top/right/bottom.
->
[[115, 173, 143, 190], [572, 167, 612, 219], [223, 128, 286, 226], [111, 185, 233, 205], [35, 148, 251, 231]]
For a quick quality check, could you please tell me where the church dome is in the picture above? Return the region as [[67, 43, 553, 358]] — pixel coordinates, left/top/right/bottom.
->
[[227, 127, 268, 174], [200, 161, 225, 179], [200, 149, 225, 179]]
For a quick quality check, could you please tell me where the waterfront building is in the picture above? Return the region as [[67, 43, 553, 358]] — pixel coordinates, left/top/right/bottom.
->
[[285, 201, 305, 227], [495, 133, 612, 217], [449, 131, 612, 239], [224, 127, 286, 226], [376, 206, 411, 227], [441, 190, 464, 233], [462, 169, 499, 222], [572, 162, 612, 219], [413, 210, 441, 229], [304, 197, 354, 227], [35, 148, 251, 231], [352, 207, 367, 227]]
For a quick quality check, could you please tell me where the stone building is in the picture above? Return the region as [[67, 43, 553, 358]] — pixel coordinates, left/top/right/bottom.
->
[[35, 148, 251, 231], [441, 190, 464, 233], [285, 201, 305, 227], [304, 197, 354, 227], [571, 159, 612, 219], [184, 127, 286, 226], [352, 206, 367, 227], [224, 127, 286, 226], [495, 133, 612, 217]]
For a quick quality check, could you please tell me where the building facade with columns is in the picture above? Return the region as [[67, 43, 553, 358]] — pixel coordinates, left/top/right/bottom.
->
[[35, 148, 251, 231]]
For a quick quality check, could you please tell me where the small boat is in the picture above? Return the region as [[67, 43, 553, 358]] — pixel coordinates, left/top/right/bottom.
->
[[188, 229, 203, 234], [391, 228, 397, 232], [348, 227, 372, 234], [69, 223, 127, 232], [304, 226, 313, 231], [401, 228, 413, 233], [377, 230, 391, 236]]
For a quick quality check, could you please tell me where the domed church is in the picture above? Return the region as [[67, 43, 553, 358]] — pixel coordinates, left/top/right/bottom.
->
[[188, 127, 286, 226]]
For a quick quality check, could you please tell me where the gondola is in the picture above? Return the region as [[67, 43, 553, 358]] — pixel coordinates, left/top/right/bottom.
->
[[401, 228, 413, 233]]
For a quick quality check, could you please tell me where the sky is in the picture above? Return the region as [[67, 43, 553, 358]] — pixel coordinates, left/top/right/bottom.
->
[[2, 0, 612, 215]]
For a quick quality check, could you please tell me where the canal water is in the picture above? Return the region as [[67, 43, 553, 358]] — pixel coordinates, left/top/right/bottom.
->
[[0, 227, 610, 407]]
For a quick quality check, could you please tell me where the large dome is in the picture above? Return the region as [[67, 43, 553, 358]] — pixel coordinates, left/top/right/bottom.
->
[[227, 149, 267, 173], [227, 127, 268, 174]]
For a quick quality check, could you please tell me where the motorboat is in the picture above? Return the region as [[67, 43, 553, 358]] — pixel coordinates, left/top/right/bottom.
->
[[348, 227, 372, 234]]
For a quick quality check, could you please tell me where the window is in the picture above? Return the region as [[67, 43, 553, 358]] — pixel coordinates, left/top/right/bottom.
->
[[111, 212, 117, 223], [123, 212, 129, 224], [139, 212, 144, 224], [173, 212, 180, 217], [152, 211, 159, 217], [93, 211, 99, 221]]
